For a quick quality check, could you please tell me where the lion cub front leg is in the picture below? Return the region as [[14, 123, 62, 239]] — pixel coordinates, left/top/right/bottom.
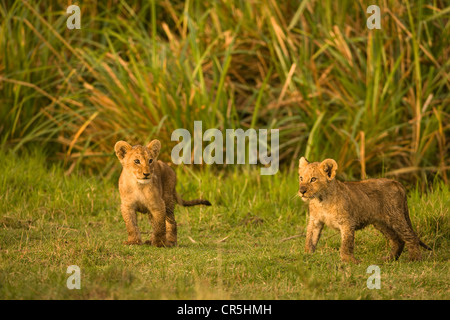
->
[[164, 203, 177, 247], [148, 200, 171, 247], [305, 219, 324, 253], [121, 204, 142, 245]]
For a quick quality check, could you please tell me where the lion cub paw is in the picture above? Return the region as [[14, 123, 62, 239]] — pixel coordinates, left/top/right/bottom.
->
[[147, 237, 175, 248], [123, 239, 143, 245], [144, 239, 174, 247], [341, 255, 361, 264]]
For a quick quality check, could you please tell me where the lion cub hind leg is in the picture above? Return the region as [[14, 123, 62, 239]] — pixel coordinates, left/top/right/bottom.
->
[[392, 220, 423, 261], [373, 222, 405, 261]]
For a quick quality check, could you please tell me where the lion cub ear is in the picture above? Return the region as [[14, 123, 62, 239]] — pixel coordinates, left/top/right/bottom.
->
[[320, 159, 338, 181], [147, 139, 161, 158], [299, 157, 309, 169], [114, 141, 132, 161]]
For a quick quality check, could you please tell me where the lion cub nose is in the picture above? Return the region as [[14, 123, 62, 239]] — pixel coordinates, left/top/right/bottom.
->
[[143, 172, 150, 177], [299, 187, 307, 195]]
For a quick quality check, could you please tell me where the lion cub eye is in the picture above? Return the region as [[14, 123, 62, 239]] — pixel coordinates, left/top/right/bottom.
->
[[310, 177, 317, 182], [134, 159, 140, 164], [300, 177, 303, 182], [149, 159, 153, 164]]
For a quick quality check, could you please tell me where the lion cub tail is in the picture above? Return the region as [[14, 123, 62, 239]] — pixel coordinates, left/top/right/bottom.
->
[[419, 240, 432, 251], [403, 196, 432, 251], [176, 192, 211, 207]]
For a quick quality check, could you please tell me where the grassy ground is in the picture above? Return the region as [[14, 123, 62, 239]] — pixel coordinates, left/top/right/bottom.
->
[[0, 151, 448, 300]]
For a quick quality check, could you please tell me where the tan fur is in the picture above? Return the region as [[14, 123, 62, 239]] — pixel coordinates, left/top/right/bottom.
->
[[114, 140, 211, 247], [298, 157, 430, 263]]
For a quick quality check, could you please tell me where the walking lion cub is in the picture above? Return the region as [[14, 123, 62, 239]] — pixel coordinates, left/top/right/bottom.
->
[[298, 157, 430, 263], [114, 139, 211, 247]]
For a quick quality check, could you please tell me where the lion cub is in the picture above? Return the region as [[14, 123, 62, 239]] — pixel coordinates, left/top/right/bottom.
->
[[114, 140, 211, 247], [298, 157, 430, 263]]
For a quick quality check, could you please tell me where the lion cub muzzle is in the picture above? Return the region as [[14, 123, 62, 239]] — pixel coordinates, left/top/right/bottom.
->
[[137, 172, 152, 184], [298, 186, 307, 195], [298, 185, 311, 201]]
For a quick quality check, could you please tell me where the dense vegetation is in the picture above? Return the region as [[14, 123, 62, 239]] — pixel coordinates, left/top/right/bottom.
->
[[1, 0, 449, 185]]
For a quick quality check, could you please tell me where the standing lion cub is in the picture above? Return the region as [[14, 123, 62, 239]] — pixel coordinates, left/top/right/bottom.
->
[[114, 139, 211, 247], [298, 157, 430, 263]]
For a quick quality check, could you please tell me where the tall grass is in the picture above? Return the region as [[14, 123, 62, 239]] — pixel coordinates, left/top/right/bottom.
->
[[0, 0, 449, 185]]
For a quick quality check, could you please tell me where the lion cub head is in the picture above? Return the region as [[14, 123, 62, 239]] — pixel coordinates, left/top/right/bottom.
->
[[114, 140, 161, 184], [298, 157, 338, 201]]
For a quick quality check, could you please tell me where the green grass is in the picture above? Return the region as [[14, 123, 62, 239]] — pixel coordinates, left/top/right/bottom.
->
[[0, 151, 448, 299]]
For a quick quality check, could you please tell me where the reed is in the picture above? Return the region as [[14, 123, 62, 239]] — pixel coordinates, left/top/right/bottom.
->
[[0, 0, 448, 185]]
